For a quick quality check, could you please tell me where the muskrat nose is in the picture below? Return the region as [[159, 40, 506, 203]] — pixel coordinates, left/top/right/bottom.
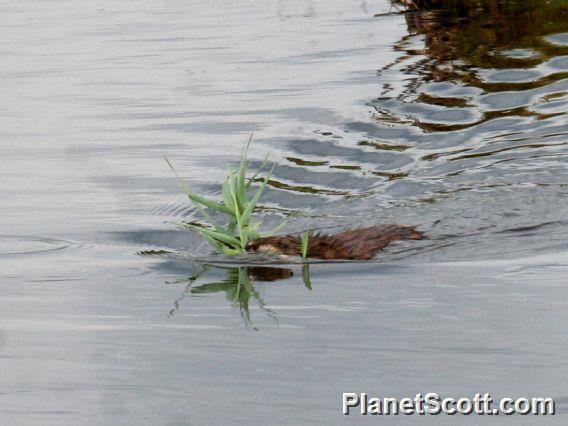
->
[[245, 240, 257, 251]]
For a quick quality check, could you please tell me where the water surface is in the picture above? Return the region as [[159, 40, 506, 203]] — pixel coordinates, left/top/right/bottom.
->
[[1, 0, 567, 424]]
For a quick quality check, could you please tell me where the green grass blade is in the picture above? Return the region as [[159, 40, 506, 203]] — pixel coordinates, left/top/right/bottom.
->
[[242, 227, 260, 243], [164, 155, 237, 236], [246, 152, 270, 190], [222, 174, 236, 213], [199, 232, 224, 252], [173, 220, 238, 239], [219, 245, 243, 256], [301, 229, 312, 258], [186, 191, 231, 215], [163, 155, 233, 216], [227, 218, 237, 234], [198, 231, 241, 256], [191, 226, 241, 248], [241, 164, 275, 225], [227, 175, 248, 249], [238, 134, 253, 205], [232, 170, 247, 216]]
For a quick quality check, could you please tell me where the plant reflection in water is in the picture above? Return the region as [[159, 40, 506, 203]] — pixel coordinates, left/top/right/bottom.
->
[[165, 264, 312, 329]]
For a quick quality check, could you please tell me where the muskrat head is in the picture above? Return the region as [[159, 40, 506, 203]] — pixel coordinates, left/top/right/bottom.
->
[[246, 236, 301, 256]]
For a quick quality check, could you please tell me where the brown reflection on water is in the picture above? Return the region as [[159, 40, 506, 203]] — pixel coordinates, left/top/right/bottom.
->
[[265, 178, 354, 196], [413, 106, 564, 133], [394, 0, 568, 88]]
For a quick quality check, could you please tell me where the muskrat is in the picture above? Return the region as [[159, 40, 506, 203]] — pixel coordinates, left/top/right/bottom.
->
[[246, 225, 423, 260]]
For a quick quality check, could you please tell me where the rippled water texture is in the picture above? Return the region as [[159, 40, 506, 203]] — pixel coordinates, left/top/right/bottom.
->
[[1, 0, 567, 424]]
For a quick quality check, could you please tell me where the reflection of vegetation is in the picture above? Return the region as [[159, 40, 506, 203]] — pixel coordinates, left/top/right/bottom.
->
[[357, 140, 412, 152], [166, 264, 312, 329], [192, 267, 278, 330], [264, 178, 351, 196], [286, 157, 329, 167], [302, 265, 312, 290], [137, 249, 172, 257], [395, 0, 568, 73], [378, 0, 568, 134]]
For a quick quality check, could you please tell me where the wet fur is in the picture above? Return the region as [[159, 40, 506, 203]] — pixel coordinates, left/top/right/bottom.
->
[[246, 225, 423, 260]]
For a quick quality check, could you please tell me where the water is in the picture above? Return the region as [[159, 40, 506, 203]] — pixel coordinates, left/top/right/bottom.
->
[[1, 0, 567, 424]]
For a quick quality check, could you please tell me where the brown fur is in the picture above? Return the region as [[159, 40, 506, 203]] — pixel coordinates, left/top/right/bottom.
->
[[246, 225, 423, 260]]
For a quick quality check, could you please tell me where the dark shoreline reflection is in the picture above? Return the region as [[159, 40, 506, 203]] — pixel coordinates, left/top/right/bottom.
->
[[388, 0, 568, 93], [164, 264, 312, 329]]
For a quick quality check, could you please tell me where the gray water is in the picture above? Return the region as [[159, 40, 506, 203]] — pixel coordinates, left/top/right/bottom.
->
[[1, 0, 567, 424]]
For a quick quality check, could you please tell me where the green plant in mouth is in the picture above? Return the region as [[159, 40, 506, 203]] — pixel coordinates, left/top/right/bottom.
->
[[164, 135, 287, 255], [301, 229, 312, 258]]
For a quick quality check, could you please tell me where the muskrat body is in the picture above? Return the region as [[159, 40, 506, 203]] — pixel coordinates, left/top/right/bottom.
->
[[246, 225, 423, 260]]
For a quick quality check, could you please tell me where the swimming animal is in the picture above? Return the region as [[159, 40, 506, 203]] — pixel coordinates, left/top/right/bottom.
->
[[246, 225, 423, 260]]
